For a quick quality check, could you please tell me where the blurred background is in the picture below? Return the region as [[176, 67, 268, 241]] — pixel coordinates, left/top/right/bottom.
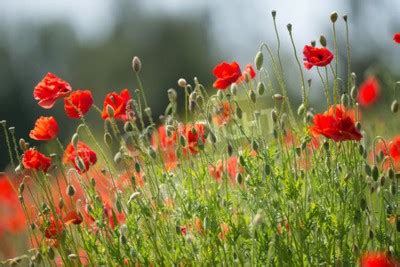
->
[[0, 0, 400, 170]]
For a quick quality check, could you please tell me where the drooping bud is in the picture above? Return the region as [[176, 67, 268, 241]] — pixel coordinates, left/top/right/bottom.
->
[[178, 78, 187, 88], [19, 138, 27, 151], [132, 56, 142, 73], [144, 107, 152, 117], [341, 94, 350, 107], [319, 35, 327, 47], [371, 165, 379, 181], [272, 94, 284, 101], [297, 104, 306, 116], [167, 88, 177, 103], [230, 83, 238, 96], [330, 11, 338, 23], [255, 51, 264, 70]]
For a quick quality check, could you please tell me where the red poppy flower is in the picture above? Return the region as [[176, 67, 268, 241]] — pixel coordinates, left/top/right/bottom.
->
[[33, 72, 72, 109], [227, 156, 243, 183], [393, 33, 400, 44], [151, 125, 178, 171], [179, 123, 206, 154], [389, 136, 400, 161], [29, 116, 59, 141], [213, 61, 242, 90], [209, 160, 223, 182], [360, 251, 397, 267], [213, 101, 232, 126], [0, 176, 26, 237], [303, 45, 334, 70], [63, 142, 97, 173], [44, 216, 64, 239], [357, 77, 380, 107], [101, 89, 132, 120], [309, 105, 362, 142], [63, 210, 83, 225], [22, 148, 51, 172], [237, 64, 256, 83], [64, 90, 93, 118]]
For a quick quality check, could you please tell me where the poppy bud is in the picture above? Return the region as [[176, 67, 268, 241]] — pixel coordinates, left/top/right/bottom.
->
[[76, 156, 86, 172], [257, 82, 265, 95], [239, 155, 246, 166], [323, 141, 329, 151], [134, 161, 141, 173], [178, 78, 187, 88], [167, 88, 177, 102], [369, 230, 374, 239], [104, 132, 112, 147], [391, 100, 398, 113], [67, 184, 76, 196], [360, 198, 367, 211], [249, 90, 256, 103], [255, 51, 264, 70], [330, 11, 338, 23], [236, 106, 243, 119], [355, 121, 361, 131], [350, 86, 357, 101], [272, 94, 284, 101], [106, 105, 115, 118], [341, 94, 350, 107], [301, 140, 307, 150], [343, 15, 348, 22], [148, 146, 156, 159], [286, 23, 292, 32], [236, 173, 243, 184], [271, 110, 278, 124], [48, 247, 55, 260], [273, 129, 278, 139], [19, 138, 27, 151], [391, 182, 397, 195], [380, 176, 385, 186], [310, 40, 316, 47], [371, 165, 379, 181], [144, 107, 152, 118], [124, 122, 134, 133], [197, 139, 204, 151], [252, 140, 259, 152], [227, 143, 233, 156], [209, 132, 217, 143], [58, 197, 64, 210], [90, 177, 96, 187], [319, 35, 327, 47], [358, 144, 364, 155], [271, 10, 276, 18], [8, 126, 15, 134], [68, 254, 78, 261], [132, 56, 141, 73], [18, 182, 25, 195], [71, 133, 79, 148], [264, 164, 271, 175], [230, 83, 238, 96], [179, 135, 186, 146], [297, 104, 306, 116], [388, 168, 395, 179], [114, 152, 122, 164], [217, 90, 224, 101]]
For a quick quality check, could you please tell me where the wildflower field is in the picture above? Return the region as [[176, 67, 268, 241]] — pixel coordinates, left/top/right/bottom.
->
[[1, 10, 400, 266]]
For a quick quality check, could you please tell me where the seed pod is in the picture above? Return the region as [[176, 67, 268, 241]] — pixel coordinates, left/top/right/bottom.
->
[[217, 90, 224, 100], [319, 35, 327, 47], [369, 230, 374, 239], [197, 139, 204, 151], [249, 90, 256, 103], [306, 111, 314, 123], [90, 177, 96, 187], [48, 247, 55, 260], [257, 82, 265, 95], [330, 11, 338, 23], [255, 51, 264, 70], [67, 184, 76, 196], [297, 104, 306, 116], [132, 56, 141, 73], [372, 165, 379, 181], [391, 100, 399, 113]]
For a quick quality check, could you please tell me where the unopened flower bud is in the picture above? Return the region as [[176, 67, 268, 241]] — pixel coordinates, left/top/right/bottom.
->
[[114, 152, 122, 164], [59, 197, 64, 210], [217, 90, 224, 100], [391, 100, 398, 113], [209, 132, 217, 143], [67, 184, 76, 196], [148, 146, 156, 159], [343, 15, 348, 22], [257, 82, 265, 95], [124, 122, 134, 133], [167, 88, 177, 102], [356, 121, 361, 131], [330, 11, 338, 23], [310, 40, 316, 47], [227, 143, 233, 156], [106, 105, 115, 118], [271, 110, 278, 124], [286, 23, 292, 32], [19, 138, 27, 151], [76, 156, 86, 172], [297, 104, 306, 116], [249, 90, 256, 103], [319, 35, 327, 47], [144, 107, 152, 117], [132, 56, 141, 73], [178, 78, 187, 88], [272, 94, 284, 101], [236, 173, 243, 184], [236, 106, 243, 119], [252, 140, 259, 151], [255, 51, 264, 70], [271, 10, 276, 18], [341, 94, 350, 107], [179, 135, 186, 146], [104, 132, 112, 147], [230, 83, 238, 96], [372, 165, 379, 181]]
